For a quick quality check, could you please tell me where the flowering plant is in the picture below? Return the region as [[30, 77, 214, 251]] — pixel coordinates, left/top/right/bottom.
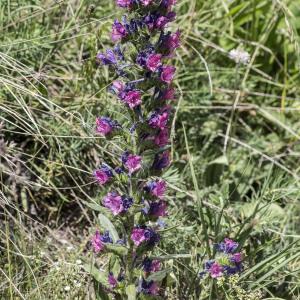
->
[[200, 238, 243, 279], [197, 239, 262, 300], [85, 0, 180, 298]]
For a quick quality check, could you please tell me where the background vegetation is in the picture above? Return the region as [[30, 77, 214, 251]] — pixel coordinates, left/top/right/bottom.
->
[[1, 0, 300, 299]]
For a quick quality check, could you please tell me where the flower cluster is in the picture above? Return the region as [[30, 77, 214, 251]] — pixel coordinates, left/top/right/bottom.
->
[[90, 0, 180, 297], [200, 239, 243, 279]]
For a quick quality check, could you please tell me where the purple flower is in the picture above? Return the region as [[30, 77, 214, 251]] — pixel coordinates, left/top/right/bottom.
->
[[144, 227, 160, 246], [116, 239, 126, 245], [162, 0, 176, 11], [231, 252, 243, 263], [96, 49, 117, 65], [148, 109, 169, 130], [148, 200, 168, 217], [112, 20, 127, 42], [209, 262, 223, 278], [91, 231, 104, 253], [103, 192, 124, 215], [139, 278, 159, 295], [143, 14, 156, 31], [115, 166, 124, 174], [146, 53, 162, 72], [224, 263, 243, 275], [216, 238, 239, 254], [116, 0, 132, 8], [140, 0, 153, 6], [123, 153, 142, 173], [113, 44, 125, 61], [131, 226, 160, 247], [204, 260, 215, 270], [121, 195, 134, 211], [103, 192, 133, 215], [142, 257, 161, 273], [100, 230, 113, 243], [155, 12, 176, 29], [160, 66, 176, 84], [111, 80, 125, 95], [146, 179, 167, 198], [124, 18, 142, 34], [131, 228, 147, 246], [96, 117, 116, 136], [152, 151, 170, 170], [154, 129, 169, 147], [155, 16, 169, 29], [163, 30, 180, 54], [136, 46, 154, 67], [108, 272, 118, 288], [93, 165, 113, 185], [160, 87, 176, 100], [94, 169, 109, 185], [123, 90, 142, 109]]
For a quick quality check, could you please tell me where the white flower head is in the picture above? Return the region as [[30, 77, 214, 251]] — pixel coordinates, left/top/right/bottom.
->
[[64, 286, 71, 292], [229, 48, 250, 65]]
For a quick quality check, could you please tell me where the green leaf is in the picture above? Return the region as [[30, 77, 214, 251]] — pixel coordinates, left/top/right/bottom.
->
[[98, 213, 119, 242], [83, 201, 108, 213], [146, 268, 172, 282], [126, 284, 136, 300], [105, 243, 128, 256], [83, 263, 108, 286], [209, 155, 228, 165], [151, 254, 191, 260]]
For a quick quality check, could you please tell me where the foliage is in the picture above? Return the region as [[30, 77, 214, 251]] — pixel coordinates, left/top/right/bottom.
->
[[0, 0, 300, 299]]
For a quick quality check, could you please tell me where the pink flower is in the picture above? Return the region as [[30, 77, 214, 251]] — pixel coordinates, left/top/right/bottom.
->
[[156, 12, 176, 29], [161, 87, 176, 100], [150, 260, 161, 272], [131, 228, 146, 246], [149, 200, 168, 217], [140, 0, 152, 6], [111, 20, 127, 42], [91, 231, 104, 253], [125, 154, 142, 173], [96, 117, 114, 135], [123, 91, 142, 109], [94, 170, 109, 185], [160, 66, 176, 84], [103, 192, 124, 215], [152, 180, 167, 199], [224, 238, 239, 253], [112, 80, 125, 94], [209, 262, 223, 278], [149, 111, 169, 130], [154, 129, 169, 147], [108, 273, 118, 288], [149, 282, 159, 295], [116, 0, 132, 8], [156, 16, 169, 29], [165, 30, 180, 53], [231, 252, 243, 263], [146, 54, 162, 71]]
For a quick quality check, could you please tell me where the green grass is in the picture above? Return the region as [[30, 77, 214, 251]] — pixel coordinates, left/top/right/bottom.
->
[[1, 0, 300, 299]]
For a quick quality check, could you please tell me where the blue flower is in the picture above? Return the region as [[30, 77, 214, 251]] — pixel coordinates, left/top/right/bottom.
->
[[215, 238, 239, 254], [204, 260, 215, 270], [152, 151, 170, 170], [100, 231, 113, 243], [122, 195, 133, 210], [96, 49, 117, 65]]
